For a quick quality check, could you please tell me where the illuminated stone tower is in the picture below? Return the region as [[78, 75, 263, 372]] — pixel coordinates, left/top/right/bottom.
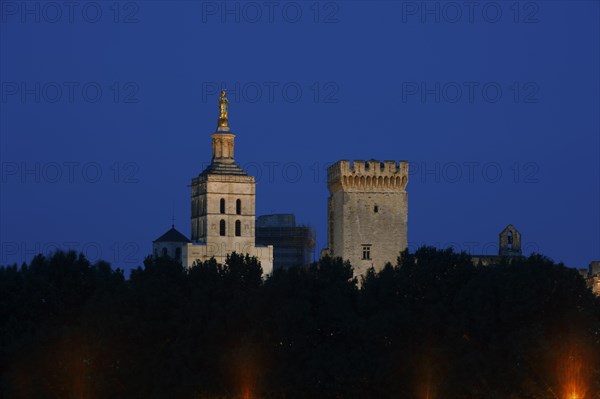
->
[[185, 90, 273, 273], [323, 160, 409, 277]]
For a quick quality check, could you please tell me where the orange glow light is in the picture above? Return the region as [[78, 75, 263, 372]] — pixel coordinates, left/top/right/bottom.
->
[[558, 345, 589, 399]]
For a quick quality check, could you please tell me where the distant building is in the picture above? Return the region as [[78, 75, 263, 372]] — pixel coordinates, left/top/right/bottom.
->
[[321, 160, 409, 278], [256, 214, 315, 271], [469, 229, 600, 297], [588, 276, 600, 296], [498, 224, 522, 256], [471, 224, 523, 266], [586, 261, 600, 296]]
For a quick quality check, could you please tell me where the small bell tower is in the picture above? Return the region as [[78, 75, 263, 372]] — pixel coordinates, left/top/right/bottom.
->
[[155, 89, 273, 273], [499, 224, 522, 256], [190, 90, 257, 249]]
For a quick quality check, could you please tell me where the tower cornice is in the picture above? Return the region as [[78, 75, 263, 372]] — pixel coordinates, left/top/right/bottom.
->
[[327, 160, 409, 192]]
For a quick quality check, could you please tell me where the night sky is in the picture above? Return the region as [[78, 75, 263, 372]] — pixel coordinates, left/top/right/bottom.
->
[[1, 1, 598, 272]]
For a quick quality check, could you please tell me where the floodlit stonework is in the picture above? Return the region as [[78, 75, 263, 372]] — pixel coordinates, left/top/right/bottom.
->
[[153, 92, 273, 275], [186, 127, 273, 273], [151, 99, 597, 291], [589, 276, 600, 296], [322, 160, 409, 277]]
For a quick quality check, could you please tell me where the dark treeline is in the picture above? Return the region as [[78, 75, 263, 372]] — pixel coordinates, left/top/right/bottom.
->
[[1, 248, 599, 399]]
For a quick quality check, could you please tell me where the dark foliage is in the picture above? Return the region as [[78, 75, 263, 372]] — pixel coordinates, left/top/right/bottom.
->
[[1, 248, 599, 398]]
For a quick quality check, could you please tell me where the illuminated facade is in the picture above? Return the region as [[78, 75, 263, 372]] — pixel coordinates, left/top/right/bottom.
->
[[321, 160, 409, 278], [153, 91, 273, 274]]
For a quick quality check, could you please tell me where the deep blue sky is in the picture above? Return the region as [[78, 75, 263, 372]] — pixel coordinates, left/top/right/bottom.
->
[[1, 1, 599, 272]]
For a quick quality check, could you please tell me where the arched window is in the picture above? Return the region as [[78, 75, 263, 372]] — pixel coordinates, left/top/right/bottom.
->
[[162, 247, 168, 257], [507, 230, 513, 248], [236, 199, 241, 215], [235, 220, 241, 236], [175, 247, 181, 259], [220, 219, 226, 236], [220, 198, 225, 214]]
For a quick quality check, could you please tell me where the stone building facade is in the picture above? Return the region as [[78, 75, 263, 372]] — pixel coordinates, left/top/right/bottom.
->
[[584, 261, 600, 296], [322, 160, 409, 277], [588, 276, 600, 296], [153, 92, 273, 274]]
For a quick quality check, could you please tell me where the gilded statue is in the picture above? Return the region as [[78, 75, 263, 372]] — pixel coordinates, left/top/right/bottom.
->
[[218, 90, 229, 127]]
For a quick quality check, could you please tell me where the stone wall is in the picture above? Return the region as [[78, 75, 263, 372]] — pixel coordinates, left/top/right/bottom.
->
[[325, 160, 409, 277], [152, 241, 185, 260], [183, 243, 273, 275], [191, 174, 256, 243]]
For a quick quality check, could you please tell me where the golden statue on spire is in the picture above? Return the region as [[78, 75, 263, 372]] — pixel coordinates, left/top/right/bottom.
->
[[218, 90, 229, 128]]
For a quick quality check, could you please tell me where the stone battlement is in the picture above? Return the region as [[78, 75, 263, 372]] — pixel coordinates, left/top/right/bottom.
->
[[327, 160, 409, 191]]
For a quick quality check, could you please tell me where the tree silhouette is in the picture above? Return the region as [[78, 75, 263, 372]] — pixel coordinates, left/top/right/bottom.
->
[[1, 248, 599, 398]]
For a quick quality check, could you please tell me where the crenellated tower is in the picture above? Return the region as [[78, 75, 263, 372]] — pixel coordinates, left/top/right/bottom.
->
[[323, 160, 409, 277]]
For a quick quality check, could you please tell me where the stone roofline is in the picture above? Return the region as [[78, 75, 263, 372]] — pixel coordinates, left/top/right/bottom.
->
[[327, 160, 409, 192], [328, 160, 409, 179], [186, 242, 273, 249], [192, 174, 255, 185]]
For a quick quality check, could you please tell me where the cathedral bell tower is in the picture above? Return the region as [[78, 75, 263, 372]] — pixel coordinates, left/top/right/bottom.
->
[[188, 90, 272, 272]]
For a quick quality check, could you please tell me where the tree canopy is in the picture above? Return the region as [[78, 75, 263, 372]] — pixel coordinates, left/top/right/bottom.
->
[[1, 248, 599, 399]]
